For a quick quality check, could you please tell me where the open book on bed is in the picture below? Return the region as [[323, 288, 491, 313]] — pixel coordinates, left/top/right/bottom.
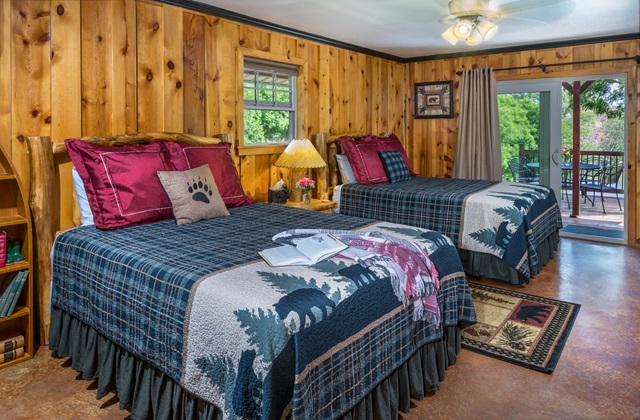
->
[[259, 233, 348, 267]]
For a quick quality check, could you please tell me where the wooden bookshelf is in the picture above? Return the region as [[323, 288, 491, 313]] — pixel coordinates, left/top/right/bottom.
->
[[0, 143, 33, 368]]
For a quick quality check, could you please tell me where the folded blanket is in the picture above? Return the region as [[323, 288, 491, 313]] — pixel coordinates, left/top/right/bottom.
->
[[272, 229, 440, 325]]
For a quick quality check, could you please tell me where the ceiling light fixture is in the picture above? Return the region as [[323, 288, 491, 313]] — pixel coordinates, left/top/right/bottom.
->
[[441, 0, 498, 46]]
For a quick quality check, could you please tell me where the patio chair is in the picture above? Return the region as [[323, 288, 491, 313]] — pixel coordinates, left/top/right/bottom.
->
[[579, 162, 624, 214], [508, 157, 539, 184]]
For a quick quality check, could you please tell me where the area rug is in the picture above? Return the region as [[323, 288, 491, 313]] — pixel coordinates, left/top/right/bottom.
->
[[461, 282, 580, 373]]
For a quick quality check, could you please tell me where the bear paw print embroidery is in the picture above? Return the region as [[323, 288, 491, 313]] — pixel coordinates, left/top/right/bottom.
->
[[188, 177, 213, 204]]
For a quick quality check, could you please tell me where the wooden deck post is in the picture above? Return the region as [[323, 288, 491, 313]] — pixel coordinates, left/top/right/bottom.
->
[[562, 80, 594, 217]]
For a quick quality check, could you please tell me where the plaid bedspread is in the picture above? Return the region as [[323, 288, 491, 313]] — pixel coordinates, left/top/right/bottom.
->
[[337, 177, 563, 283], [51, 203, 474, 419]]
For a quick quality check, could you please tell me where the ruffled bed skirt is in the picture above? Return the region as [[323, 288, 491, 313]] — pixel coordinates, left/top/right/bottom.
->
[[49, 307, 461, 420], [459, 231, 559, 285]]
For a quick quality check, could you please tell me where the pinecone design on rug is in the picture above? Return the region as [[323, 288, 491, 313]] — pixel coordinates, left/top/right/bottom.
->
[[461, 283, 580, 373], [491, 321, 537, 353]]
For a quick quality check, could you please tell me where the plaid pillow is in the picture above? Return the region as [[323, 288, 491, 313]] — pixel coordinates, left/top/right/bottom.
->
[[379, 150, 411, 183]]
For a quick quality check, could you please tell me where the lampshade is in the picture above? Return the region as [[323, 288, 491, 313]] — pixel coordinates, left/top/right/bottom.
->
[[453, 19, 473, 40], [475, 19, 497, 40], [441, 26, 458, 45], [466, 29, 484, 46], [274, 138, 327, 169]]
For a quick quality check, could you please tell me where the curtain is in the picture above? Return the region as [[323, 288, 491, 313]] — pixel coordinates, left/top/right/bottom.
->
[[452, 68, 502, 181]]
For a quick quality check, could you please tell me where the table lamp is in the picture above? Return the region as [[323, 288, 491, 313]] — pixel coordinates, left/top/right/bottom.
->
[[274, 138, 327, 202]]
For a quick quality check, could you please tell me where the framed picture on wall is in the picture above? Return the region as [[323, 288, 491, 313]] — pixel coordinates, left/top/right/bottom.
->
[[414, 81, 453, 119]]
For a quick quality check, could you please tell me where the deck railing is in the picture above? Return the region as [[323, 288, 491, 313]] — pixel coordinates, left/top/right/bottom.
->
[[516, 145, 625, 190]]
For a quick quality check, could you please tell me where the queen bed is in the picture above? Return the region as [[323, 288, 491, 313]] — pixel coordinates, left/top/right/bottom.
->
[[314, 132, 563, 285], [28, 132, 476, 419]]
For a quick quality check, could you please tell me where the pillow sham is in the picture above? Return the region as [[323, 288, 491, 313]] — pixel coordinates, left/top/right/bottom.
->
[[379, 150, 411, 183], [339, 136, 388, 185], [163, 142, 255, 208], [375, 133, 416, 175], [157, 164, 229, 225], [66, 139, 178, 230], [335, 154, 358, 184], [71, 167, 94, 226]]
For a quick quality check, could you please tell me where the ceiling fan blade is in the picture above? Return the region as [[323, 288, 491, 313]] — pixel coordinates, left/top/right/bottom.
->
[[492, 0, 574, 16], [448, 0, 491, 16]]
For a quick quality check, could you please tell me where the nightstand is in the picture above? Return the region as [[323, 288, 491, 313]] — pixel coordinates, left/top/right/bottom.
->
[[285, 199, 336, 213]]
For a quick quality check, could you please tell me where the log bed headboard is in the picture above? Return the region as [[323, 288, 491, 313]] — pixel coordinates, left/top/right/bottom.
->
[[313, 132, 394, 199], [27, 132, 234, 344]]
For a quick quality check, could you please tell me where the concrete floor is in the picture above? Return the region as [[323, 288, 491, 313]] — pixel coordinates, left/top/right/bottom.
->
[[1, 238, 639, 419]]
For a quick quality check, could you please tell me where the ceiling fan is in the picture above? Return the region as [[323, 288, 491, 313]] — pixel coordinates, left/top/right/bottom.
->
[[441, 0, 574, 46]]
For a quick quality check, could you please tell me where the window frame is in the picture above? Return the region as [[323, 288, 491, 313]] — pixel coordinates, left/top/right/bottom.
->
[[243, 65, 297, 144], [236, 48, 307, 156]]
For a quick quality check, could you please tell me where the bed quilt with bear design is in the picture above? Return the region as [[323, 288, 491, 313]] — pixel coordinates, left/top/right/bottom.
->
[[335, 177, 563, 283], [50, 203, 475, 419]]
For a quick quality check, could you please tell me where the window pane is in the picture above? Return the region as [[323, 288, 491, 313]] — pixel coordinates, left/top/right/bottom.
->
[[244, 88, 255, 102], [275, 90, 291, 105], [244, 109, 291, 144], [275, 74, 289, 88], [243, 72, 255, 86], [258, 88, 274, 102], [244, 59, 297, 144]]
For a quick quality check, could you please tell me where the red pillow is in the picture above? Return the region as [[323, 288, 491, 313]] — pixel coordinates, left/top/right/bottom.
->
[[163, 142, 255, 208], [339, 136, 388, 185], [65, 139, 178, 230], [375, 133, 416, 175]]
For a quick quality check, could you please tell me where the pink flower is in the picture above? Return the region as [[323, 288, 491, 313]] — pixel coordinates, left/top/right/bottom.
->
[[295, 177, 315, 192]]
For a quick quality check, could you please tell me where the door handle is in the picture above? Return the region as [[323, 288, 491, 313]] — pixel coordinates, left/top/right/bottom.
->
[[551, 147, 559, 166]]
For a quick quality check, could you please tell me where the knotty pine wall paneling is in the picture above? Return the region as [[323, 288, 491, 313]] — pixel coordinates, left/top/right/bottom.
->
[[406, 39, 640, 245], [137, 1, 163, 133], [5, 1, 637, 245], [50, 0, 80, 229], [183, 12, 205, 135], [0, 1, 12, 156], [11, 0, 51, 191], [81, 0, 114, 136], [163, 6, 184, 133]]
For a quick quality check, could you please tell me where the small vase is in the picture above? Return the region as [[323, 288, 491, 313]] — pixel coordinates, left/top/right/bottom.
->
[[302, 192, 312, 206]]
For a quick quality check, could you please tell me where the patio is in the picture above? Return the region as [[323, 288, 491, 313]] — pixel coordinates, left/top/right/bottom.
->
[[559, 189, 624, 237], [514, 148, 625, 239]]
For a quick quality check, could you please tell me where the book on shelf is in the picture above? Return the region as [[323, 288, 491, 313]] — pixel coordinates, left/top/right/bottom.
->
[[0, 331, 25, 353], [0, 346, 24, 364], [0, 272, 19, 315], [0, 270, 28, 318], [259, 233, 348, 267]]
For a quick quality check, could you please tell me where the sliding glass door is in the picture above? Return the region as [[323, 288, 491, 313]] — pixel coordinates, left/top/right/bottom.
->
[[498, 75, 628, 244], [497, 80, 562, 200]]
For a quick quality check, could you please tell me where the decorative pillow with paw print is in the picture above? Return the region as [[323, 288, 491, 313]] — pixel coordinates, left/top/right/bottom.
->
[[157, 164, 230, 225]]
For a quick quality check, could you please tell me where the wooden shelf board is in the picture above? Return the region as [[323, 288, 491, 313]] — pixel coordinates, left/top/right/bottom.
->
[[0, 353, 33, 370], [0, 261, 29, 276], [0, 214, 28, 227], [0, 305, 30, 321], [0, 139, 32, 370]]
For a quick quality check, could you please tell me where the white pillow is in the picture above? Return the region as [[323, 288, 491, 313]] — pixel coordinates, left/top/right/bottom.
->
[[335, 154, 357, 184], [72, 167, 94, 226]]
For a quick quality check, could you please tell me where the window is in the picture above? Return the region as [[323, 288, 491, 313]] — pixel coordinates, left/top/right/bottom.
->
[[243, 58, 298, 145]]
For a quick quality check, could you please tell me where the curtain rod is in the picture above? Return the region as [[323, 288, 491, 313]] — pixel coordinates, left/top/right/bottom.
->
[[455, 55, 640, 75]]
